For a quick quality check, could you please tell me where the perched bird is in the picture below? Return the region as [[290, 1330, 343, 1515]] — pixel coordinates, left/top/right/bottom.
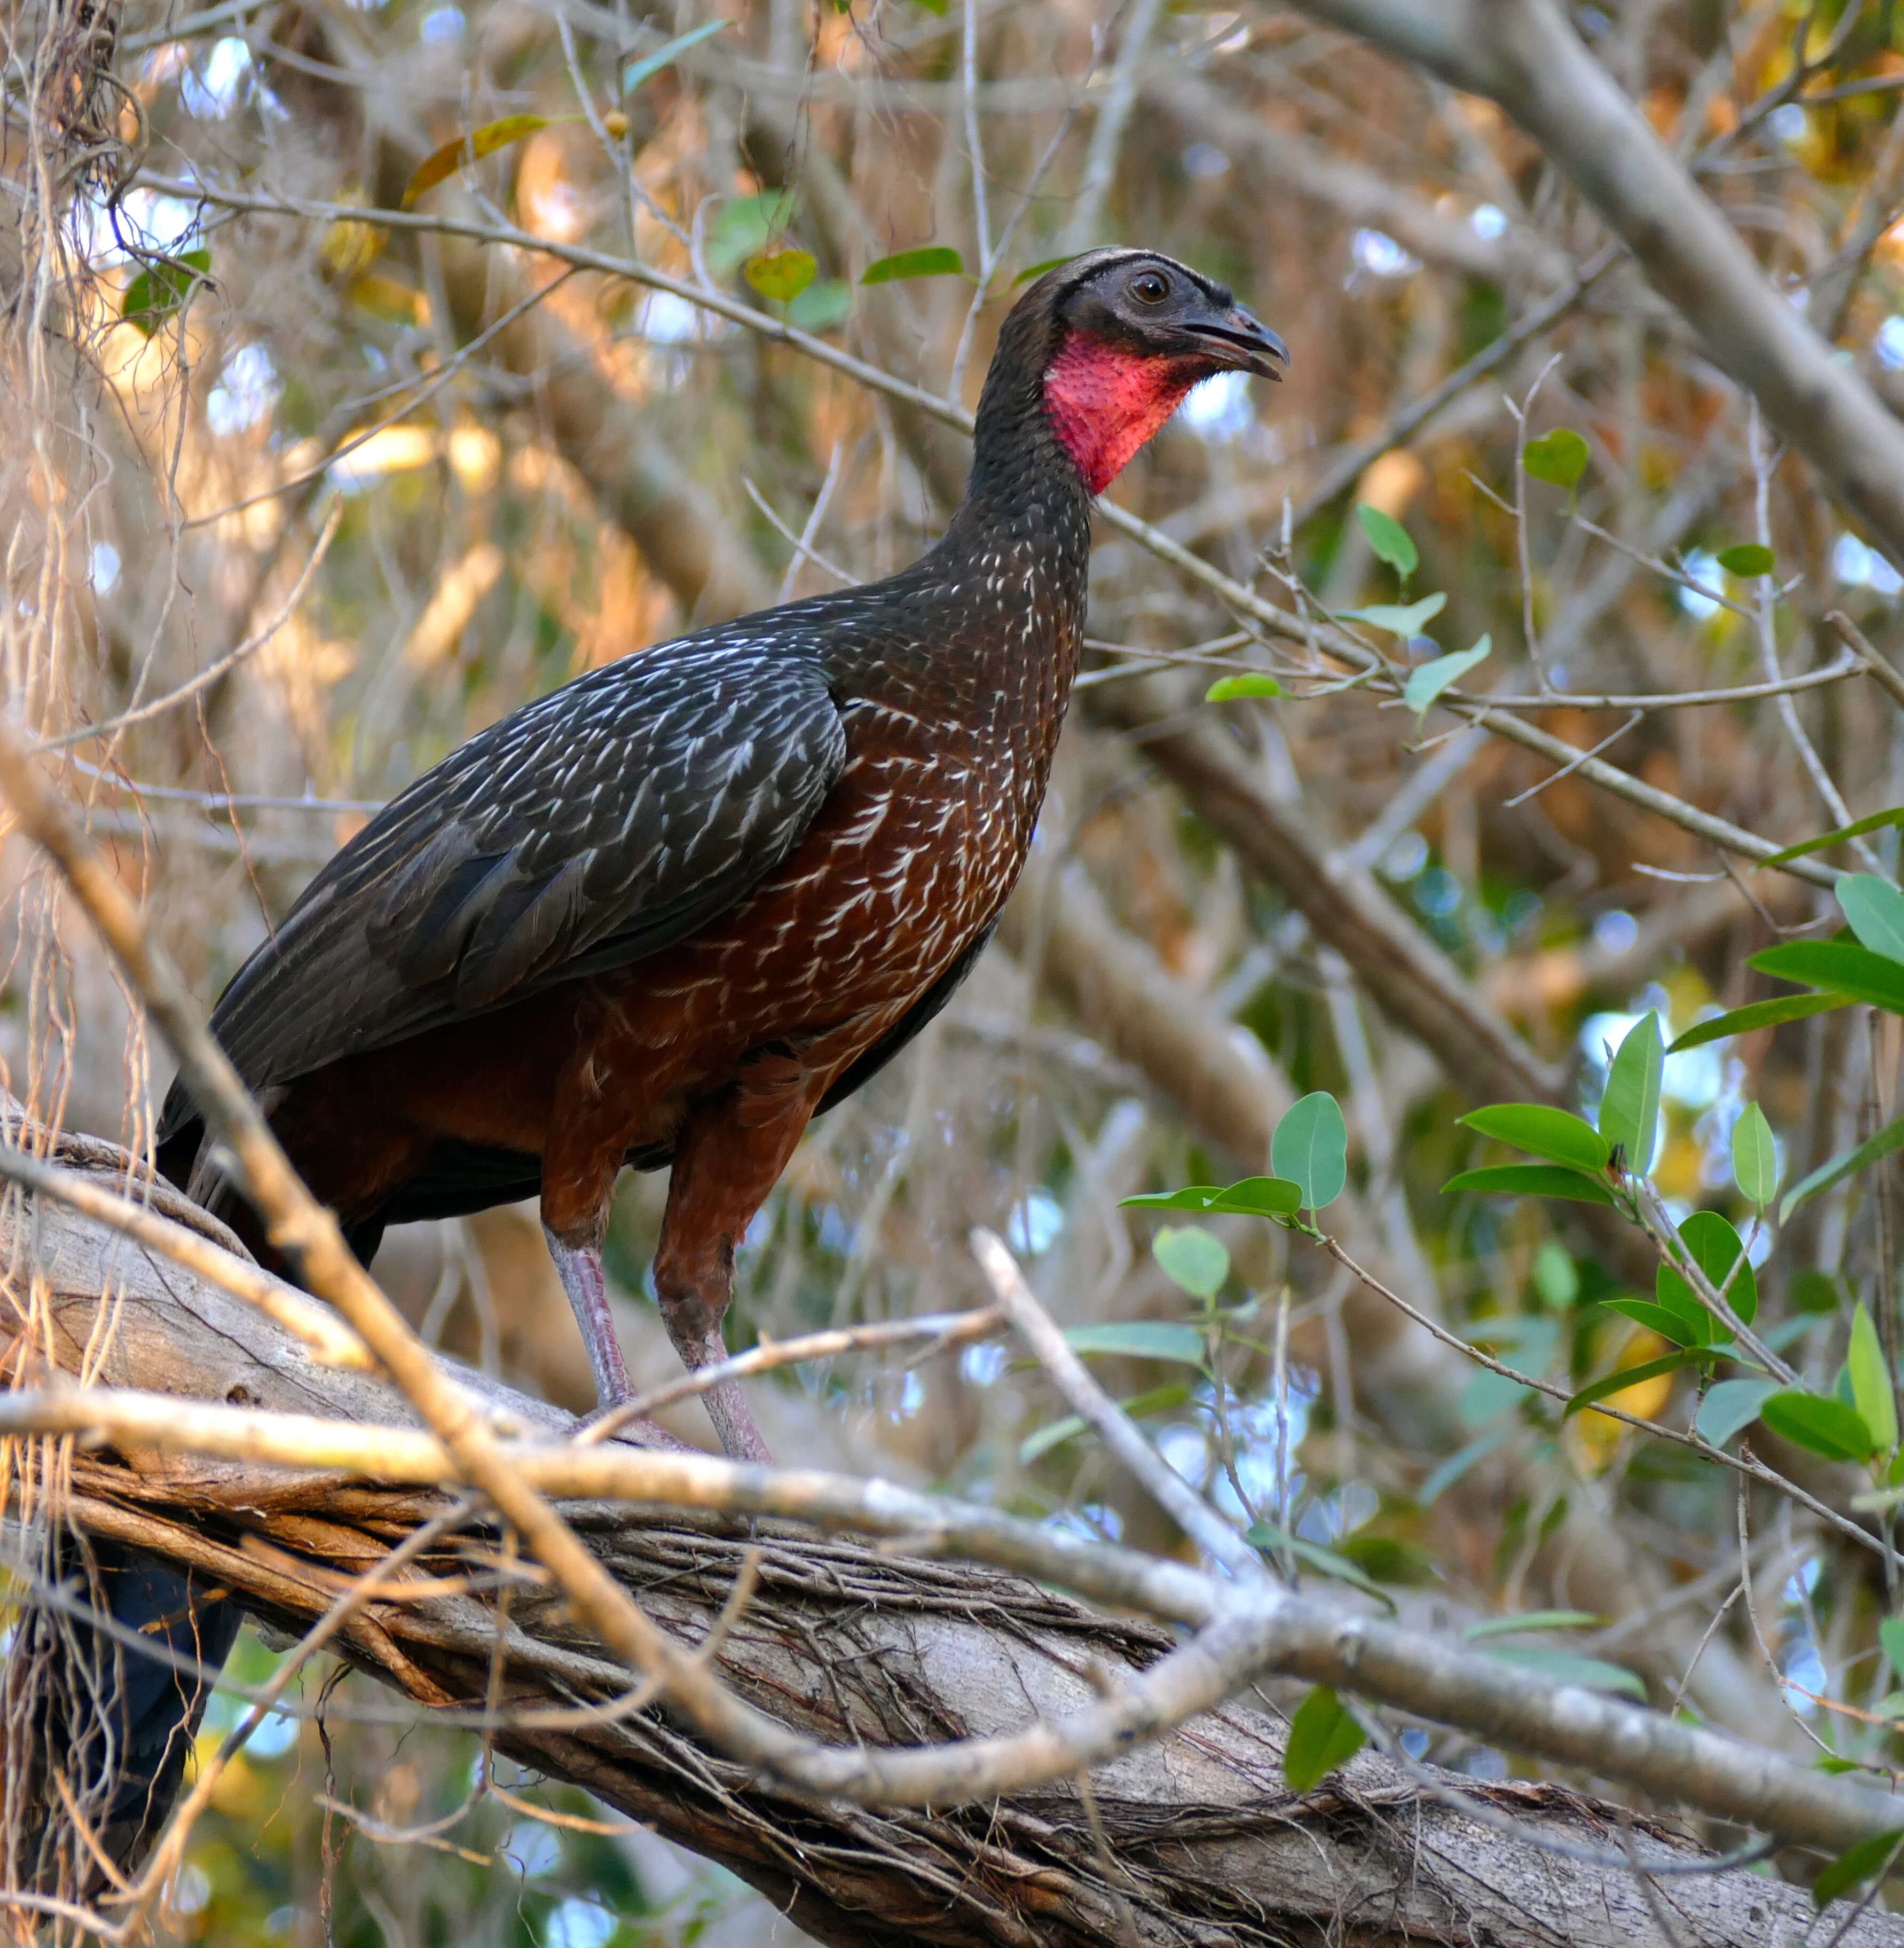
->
[[159, 247, 1286, 1463]]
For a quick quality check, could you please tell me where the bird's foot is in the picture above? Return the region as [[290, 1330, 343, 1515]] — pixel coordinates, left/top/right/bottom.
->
[[675, 1326, 772, 1465]]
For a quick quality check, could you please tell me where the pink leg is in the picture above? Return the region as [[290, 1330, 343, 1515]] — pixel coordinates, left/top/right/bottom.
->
[[542, 1227, 683, 1450]]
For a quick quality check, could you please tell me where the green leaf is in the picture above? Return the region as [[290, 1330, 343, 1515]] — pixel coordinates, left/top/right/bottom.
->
[[1813, 1829, 1904, 1908], [1338, 592, 1445, 638], [1779, 1112, 1904, 1222], [1441, 1164, 1615, 1205], [707, 191, 796, 274], [1334, 1533, 1435, 1585], [1461, 1609, 1601, 1640], [1564, 1349, 1702, 1416], [1121, 1176, 1310, 1222], [1732, 1102, 1779, 1205], [1356, 503, 1418, 579], [1205, 672, 1284, 702], [1667, 992, 1848, 1050], [1838, 874, 1904, 965], [1063, 1321, 1207, 1366], [402, 116, 548, 209], [1244, 1522, 1394, 1607], [1881, 1615, 1904, 1676], [1599, 1013, 1664, 1175], [121, 247, 213, 335], [1849, 1301, 1899, 1452], [1282, 1685, 1366, 1792], [620, 18, 729, 93], [1522, 427, 1590, 489], [1403, 637, 1491, 719], [1120, 1184, 1227, 1212], [1717, 543, 1775, 577], [1011, 254, 1077, 286], [786, 278, 852, 332], [745, 247, 817, 303], [1018, 1412, 1086, 1463], [1271, 1091, 1348, 1212], [1793, 1270, 1845, 1314], [861, 246, 966, 284], [1761, 806, 1904, 868], [1601, 1300, 1712, 1349], [1759, 1388, 1876, 1463], [1019, 1380, 1190, 1462], [1696, 1377, 1782, 1447], [1152, 1226, 1228, 1300], [1460, 1103, 1609, 1173], [1532, 1242, 1579, 1307], [1659, 1209, 1757, 1330], [1478, 1645, 1644, 1698], [1206, 1176, 1304, 1219]]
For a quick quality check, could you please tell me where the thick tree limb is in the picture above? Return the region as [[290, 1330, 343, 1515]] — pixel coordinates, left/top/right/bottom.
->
[[6, 1150, 1904, 1946]]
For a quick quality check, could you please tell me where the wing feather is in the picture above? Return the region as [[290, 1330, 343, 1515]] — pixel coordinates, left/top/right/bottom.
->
[[195, 640, 846, 1096]]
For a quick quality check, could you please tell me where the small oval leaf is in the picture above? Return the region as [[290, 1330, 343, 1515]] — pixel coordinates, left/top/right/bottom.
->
[[1272, 1091, 1348, 1212], [1459, 1104, 1610, 1174], [1758, 1389, 1876, 1463], [1356, 504, 1418, 579], [121, 248, 213, 335], [1696, 1377, 1782, 1447], [861, 246, 966, 285], [1206, 1175, 1304, 1219], [1403, 637, 1490, 719], [1063, 1321, 1207, 1366], [1441, 1164, 1615, 1206], [1205, 672, 1283, 702], [745, 247, 817, 302], [1283, 1685, 1367, 1792], [1152, 1226, 1229, 1300], [1732, 1102, 1777, 1205], [1837, 874, 1904, 965], [1339, 592, 1445, 638], [1717, 542, 1775, 577], [1523, 427, 1590, 489]]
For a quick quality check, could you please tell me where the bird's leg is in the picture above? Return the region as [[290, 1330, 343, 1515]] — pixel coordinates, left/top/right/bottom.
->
[[541, 1223, 683, 1449], [542, 1225, 633, 1402], [652, 1090, 818, 1466]]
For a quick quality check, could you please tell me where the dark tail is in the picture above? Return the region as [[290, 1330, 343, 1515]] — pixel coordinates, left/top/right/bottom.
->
[[18, 1082, 255, 1888], [9, 1534, 242, 1895]]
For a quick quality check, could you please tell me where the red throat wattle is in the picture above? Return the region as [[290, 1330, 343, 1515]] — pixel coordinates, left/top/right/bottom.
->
[[1042, 328, 1201, 494]]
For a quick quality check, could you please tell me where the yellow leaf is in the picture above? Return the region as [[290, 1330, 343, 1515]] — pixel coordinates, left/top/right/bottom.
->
[[744, 247, 817, 303], [319, 190, 387, 282], [402, 114, 549, 209]]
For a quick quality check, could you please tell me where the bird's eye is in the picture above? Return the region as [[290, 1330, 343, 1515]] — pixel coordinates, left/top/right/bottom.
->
[[1130, 271, 1170, 304]]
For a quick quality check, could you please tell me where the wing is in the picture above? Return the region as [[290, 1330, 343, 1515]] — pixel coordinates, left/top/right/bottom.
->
[[196, 641, 847, 1096]]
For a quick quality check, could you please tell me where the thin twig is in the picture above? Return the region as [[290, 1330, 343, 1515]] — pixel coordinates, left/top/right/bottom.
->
[[970, 1228, 1265, 1581]]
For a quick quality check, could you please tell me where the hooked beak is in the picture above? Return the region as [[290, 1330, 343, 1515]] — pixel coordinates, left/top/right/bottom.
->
[[1187, 302, 1289, 382]]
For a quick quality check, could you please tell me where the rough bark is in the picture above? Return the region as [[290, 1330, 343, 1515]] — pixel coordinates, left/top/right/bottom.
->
[[4, 1138, 1899, 1946]]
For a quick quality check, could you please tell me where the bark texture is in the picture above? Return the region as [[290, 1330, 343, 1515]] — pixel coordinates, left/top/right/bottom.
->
[[3, 1133, 1900, 1946]]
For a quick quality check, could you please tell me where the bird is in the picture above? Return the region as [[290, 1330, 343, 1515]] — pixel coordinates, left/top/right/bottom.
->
[[157, 246, 1287, 1465]]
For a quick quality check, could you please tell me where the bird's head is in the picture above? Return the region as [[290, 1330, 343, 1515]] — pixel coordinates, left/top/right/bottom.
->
[[998, 248, 1288, 496]]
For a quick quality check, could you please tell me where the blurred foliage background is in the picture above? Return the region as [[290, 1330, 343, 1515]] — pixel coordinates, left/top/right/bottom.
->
[[15, 0, 1904, 1936]]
